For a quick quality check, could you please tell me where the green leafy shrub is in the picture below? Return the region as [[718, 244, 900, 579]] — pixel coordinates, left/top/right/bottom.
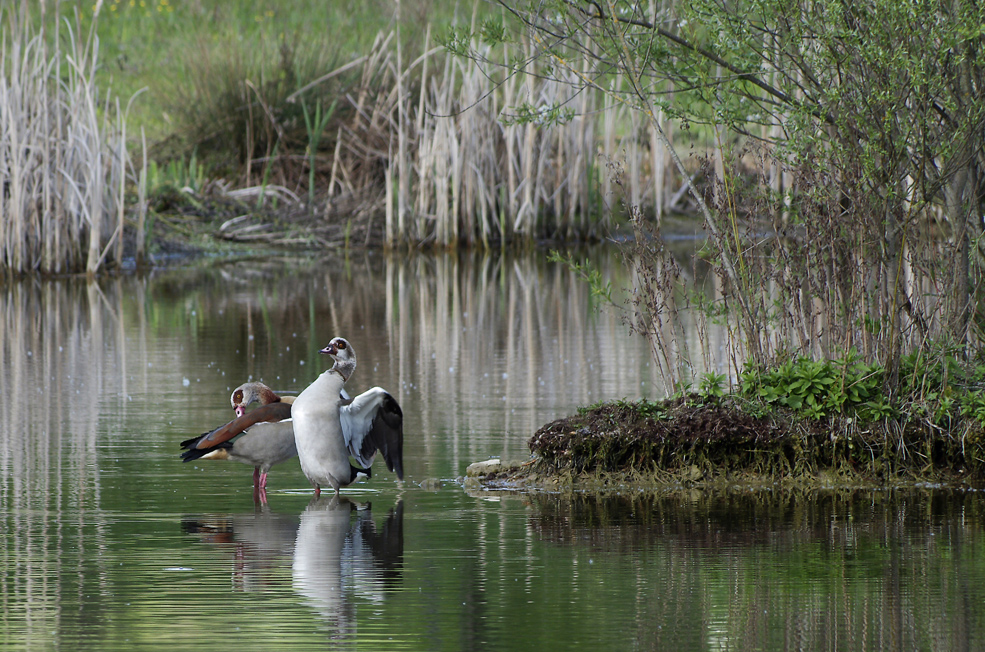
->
[[739, 344, 985, 429], [740, 351, 885, 421]]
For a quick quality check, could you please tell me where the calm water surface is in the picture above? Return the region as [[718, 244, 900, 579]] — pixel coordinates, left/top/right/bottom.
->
[[2, 251, 984, 650]]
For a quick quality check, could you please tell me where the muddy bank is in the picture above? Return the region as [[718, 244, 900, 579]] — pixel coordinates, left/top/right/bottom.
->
[[466, 396, 985, 491]]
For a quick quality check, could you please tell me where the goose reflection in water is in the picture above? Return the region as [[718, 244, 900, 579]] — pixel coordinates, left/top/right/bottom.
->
[[181, 497, 403, 633], [293, 496, 404, 632], [181, 510, 301, 592]]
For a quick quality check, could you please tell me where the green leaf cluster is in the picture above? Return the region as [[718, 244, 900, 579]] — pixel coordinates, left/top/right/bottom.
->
[[740, 346, 985, 428], [548, 250, 613, 304], [740, 352, 884, 421], [898, 346, 985, 428], [698, 372, 727, 398]]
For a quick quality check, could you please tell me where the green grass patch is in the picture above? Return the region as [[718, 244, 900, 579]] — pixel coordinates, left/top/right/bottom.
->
[[46, 1, 455, 144]]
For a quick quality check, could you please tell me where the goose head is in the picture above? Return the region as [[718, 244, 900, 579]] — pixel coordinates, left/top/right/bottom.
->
[[230, 381, 280, 417], [320, 337, 356, 382]]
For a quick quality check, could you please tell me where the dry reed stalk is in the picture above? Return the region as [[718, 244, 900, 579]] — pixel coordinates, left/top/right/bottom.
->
[[385, 35, 626, 246], [0, 10, 132, 275], [297, 15, 702, 247], [396, 7, 409, 244], [136, 127, 147, 266]]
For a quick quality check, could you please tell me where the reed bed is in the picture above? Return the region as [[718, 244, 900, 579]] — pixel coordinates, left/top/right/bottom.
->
[[378, 34, 687, 246], [210, 25, 691, 249], [0, 6, 696, 261], [0, 10, 132, 275]]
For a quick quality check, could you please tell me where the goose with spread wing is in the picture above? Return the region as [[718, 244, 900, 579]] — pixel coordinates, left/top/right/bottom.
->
[[179, 382, 297, 500], [291, 337, 404, 496]]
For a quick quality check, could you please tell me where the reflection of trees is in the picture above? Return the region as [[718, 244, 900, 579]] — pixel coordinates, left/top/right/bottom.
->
[[525, 490, 984, 651]]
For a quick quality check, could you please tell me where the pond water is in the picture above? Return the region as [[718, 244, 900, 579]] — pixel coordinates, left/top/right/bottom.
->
[[2, 250, 985, 651]]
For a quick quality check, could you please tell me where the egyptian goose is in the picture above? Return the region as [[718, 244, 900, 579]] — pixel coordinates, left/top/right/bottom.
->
[[231, 381, 295, 417], [291, 337, 404, 496], [180, 382, 297, 500]]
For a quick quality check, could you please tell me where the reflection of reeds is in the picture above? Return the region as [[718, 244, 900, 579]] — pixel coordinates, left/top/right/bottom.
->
[[380, 251, 666, 468], [0, 250, 686, 644], [0, 251, 673, 492], [0, 12, 132, 275], [0, 279, 119, 641], [0, 281, 111, 511]]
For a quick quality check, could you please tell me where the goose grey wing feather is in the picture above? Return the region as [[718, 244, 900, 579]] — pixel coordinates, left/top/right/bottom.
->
[[226, 420, 298, 472], [340, 388, 404, 480]]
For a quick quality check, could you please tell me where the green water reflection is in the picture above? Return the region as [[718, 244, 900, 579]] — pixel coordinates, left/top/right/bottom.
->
[[3, 488, 985, 650], [1, 252, 984, 650]]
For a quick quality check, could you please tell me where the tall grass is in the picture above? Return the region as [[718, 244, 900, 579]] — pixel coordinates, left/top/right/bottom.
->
[[263, 26, 686, 248], [0, 8, 132, 276]]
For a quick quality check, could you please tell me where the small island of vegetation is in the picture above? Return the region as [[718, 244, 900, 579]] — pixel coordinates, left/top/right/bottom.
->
[[470, 348, 985, 490]]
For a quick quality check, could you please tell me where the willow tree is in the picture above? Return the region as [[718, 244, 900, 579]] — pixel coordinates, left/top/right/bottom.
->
[[450, 0, 985, 372]]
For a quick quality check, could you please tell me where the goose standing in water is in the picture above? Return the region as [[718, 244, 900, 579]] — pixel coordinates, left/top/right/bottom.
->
[[180, 382, 297, 501], [292, 337, 404, 496]]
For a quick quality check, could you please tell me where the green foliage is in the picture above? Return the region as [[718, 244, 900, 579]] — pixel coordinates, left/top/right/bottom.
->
[[484, 0, 985, 385], [548, 250, 614, 304], [163, 33, 344, 176], [442, 26, 475, 58], [740, 351, 885, 421], [738, 345, 985, 428], [959, 392, 985, 426], [897, 345, 985, 427], [578, 398, 672, 421], [479, 18, 510, 44], [698, 372, 727, 398], [626, 399, 671, 420], [302, 98, 337, 211], [576, 400, 609, 415], [147, 154, 206, 195], [49, 1, 435, 144], [502, 102, 576, 127]]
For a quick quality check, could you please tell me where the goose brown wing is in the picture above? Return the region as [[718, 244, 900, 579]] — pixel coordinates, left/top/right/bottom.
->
[[180, 402, 293, 461]]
